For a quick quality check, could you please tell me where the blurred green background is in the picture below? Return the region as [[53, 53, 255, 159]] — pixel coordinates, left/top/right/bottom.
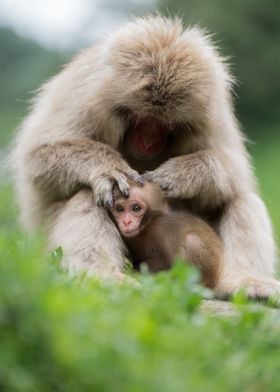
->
[[0, 0, 279, 241], [1, 2, 280, 390]]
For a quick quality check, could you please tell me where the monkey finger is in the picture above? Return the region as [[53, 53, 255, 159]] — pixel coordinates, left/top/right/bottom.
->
[[159, 183, 172, 192], [94, 176, 114, 208], [96, 197, 114, 210], [126, 170, 144, 186], [96, 193, 114, 209], [142, 171, 153, 182], [114, 173, 130, 198], [143, 171, 172, 192]]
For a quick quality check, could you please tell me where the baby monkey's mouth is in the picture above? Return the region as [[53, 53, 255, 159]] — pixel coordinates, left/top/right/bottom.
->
[[121, 227, 140, 238]]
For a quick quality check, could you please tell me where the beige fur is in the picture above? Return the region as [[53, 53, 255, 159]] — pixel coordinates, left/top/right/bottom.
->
[[10, 16, 278, 297], [111, 182, 224, 289]]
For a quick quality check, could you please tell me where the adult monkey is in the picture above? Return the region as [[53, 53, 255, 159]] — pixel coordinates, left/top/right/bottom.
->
[[11, 16, 278, 297]]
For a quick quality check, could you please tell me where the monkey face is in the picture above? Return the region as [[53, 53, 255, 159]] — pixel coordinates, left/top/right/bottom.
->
[[111, 198, 147, 238], [110, 183, 168, 238]]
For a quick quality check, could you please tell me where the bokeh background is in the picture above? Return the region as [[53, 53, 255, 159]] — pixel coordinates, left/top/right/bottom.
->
[[1, 3, 280, 389], [1, 0, 279, 240]]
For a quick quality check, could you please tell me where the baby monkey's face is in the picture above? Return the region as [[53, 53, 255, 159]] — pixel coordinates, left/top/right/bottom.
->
[[111, 196, 147, 238], [110, 182, 167, 238]]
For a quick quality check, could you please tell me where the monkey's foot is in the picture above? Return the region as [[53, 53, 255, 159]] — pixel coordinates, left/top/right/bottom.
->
[[216, 276, 280, 304], [244, 277, 280, 300]]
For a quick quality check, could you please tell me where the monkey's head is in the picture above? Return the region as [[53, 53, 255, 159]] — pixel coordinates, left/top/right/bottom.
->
[[103, 16, 232, 159], [110, 182, 168, 238]]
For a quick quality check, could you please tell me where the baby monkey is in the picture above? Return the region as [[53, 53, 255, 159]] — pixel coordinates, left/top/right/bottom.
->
[[110, 182, 224, 289]]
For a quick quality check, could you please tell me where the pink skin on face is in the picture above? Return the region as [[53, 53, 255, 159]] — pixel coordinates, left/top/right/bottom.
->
[[128, 119, 168, 158], [112, 198, 146, 238]]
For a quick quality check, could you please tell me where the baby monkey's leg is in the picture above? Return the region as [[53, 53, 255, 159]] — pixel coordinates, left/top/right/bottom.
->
[[184, 232, 223, 289]]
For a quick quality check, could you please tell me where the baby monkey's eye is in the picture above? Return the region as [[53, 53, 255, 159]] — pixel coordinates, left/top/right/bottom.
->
[[115, 205, 124, 213], [131, 204, 142, 213]]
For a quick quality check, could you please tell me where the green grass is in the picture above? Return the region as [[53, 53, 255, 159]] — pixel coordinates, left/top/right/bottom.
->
[[1, 116, 280, 391], [1, 183, 280, 392], [1, 23, 280, 391]]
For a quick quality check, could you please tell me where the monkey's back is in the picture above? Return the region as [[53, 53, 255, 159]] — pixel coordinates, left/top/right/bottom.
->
[[126, 210, 223, 276]]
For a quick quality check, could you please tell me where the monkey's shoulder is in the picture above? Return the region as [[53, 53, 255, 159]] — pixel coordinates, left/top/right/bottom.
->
[[145, 211, 190, 248], [153, 210, 199, 232], [152, 210, 219, 242]]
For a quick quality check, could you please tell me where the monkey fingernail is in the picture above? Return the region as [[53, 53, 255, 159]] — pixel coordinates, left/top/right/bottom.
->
[[131, 174, 144, 185], [137, 177, 144, 186], [96, 200, 102, 207], [105, 196, 114, 209], [122, 190, 129, 198]]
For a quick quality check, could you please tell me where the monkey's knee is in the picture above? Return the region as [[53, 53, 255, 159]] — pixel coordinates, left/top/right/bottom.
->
[[219, 192, 276, 277], [184, 233, 221, 289], [49, 190, 126, 276], [185, 233, 203, 252]]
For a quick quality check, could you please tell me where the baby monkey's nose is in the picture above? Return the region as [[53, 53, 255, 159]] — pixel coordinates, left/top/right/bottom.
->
[[123, 217, 132, 226]]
